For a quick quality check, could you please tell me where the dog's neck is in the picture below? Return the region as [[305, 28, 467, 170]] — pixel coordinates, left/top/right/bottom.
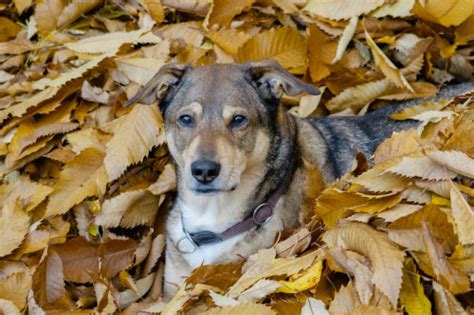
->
[[177, 110, 297, 234]]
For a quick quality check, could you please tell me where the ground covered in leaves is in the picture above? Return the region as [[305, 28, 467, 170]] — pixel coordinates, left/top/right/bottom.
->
[[0, 0, 473, 314]]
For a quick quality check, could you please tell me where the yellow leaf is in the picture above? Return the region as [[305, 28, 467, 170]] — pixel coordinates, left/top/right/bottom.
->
[[431, 194, 451, 207], [236, 27, 307, 74], [46, 148, 108, 216], [399, 258, 432, 315], [390, 100, 449, 120], [455, 14, 474, 45], [387, 155, 457, 180], [57, 0, 102, 28], [228, 250, 319, 297], [0, 176, 53, 212], [0, 201, 29, 257], [276, 259, 323, 293], [326, 79, 393, 113], [116, 57, 166, 85], [412, 0, 474, 27], [308, 24, 337, 81], [432, 281, 468, 315], [304, 0, 385, 20], [104, 104, 165, 182], [33, 50, 118, 90], [0, 87, 60, 123], [371, 0, 415, 18], [145, 0, 164, 23], [449, 245, 474, 274], [388, 204, 457, 252], [421, 222, 470, 294], [428, 150, 474, 179], [207, 27, 251, 55], [323, 223, 405, 308], [298, 88, 325, 118], [364, 26, 413, 92], [332, 16, 358, 64], [0, 263, 32, 310], [148, 163, 177, 195], [13, 0, 32, 14], [95, 189, 161, 228], [205, 0, 255, 27], [449, 184, 474, 245], [205, 303, 276, 315], [65, 29, 155, 54], [34, 0, 67, 37]]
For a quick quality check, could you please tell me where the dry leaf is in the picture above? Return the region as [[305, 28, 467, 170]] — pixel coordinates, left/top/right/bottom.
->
[[206, 0, 255, 27], [236, 27, 307, 74], [449, 184, 474, 245], [104, 104, 164, 182], [46, 148, 108, 216], [0, 201, 29, 257], [304, 0, 384, 20], [323, 223, 405, 308]]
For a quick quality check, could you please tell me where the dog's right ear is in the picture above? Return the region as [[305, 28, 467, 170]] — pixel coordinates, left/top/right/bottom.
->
[[124, 63, 189, 108]]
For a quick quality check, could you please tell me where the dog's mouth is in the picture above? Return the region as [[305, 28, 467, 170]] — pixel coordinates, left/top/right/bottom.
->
[[192, 186, 237, 195]]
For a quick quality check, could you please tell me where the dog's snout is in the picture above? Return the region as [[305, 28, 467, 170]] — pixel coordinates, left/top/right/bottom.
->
[[191, 160, 221, 184]]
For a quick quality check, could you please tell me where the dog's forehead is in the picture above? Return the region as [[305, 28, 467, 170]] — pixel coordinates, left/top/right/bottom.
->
[[172, 64, 259, 110]]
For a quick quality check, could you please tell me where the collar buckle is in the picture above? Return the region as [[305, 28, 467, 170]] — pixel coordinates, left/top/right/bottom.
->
[[176, 231, 198, 254], [252, 203, 273, 226]]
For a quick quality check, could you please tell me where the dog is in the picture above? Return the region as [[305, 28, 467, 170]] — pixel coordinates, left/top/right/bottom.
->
[[125, 60, 474, 300]]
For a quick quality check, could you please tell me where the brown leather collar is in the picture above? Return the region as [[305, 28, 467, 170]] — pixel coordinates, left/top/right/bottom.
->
[[176, 154, 295, 254]]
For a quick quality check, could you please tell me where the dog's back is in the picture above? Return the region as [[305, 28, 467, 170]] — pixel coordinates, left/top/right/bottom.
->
[[298, 82, 474, 179]]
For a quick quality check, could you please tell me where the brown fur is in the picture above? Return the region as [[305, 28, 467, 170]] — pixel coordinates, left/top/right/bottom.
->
[[125, 60, 474, 300]]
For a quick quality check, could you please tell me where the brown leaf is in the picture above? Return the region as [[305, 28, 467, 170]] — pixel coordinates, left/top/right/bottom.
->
[[236, 27, 307, 74], [323, 223, 405, 308], [0, 262, 32, 310], [46, 148, 108, 216], [95, 189, 161, 228], [0, 201, 29, 257], [421, 222, 470, 294], [104, 104, 165, 182], [308, 24, 337, 82], [34, 0, 68, 37], [100, 239, 138, 278], [449, 184, 474, 245], [57, 0, 102, 28], [206, 303, 276, 315], [206, 0, 255, 27], [33, 249, 68, 306]]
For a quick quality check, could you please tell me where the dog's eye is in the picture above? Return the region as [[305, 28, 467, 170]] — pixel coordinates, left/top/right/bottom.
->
[[231, 115, 248, 128], [177, 115, 194, 127]]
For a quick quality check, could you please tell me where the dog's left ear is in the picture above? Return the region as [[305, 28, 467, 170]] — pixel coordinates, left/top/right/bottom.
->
[[244, 60, 320, 100], [124, 63, 189, 108]]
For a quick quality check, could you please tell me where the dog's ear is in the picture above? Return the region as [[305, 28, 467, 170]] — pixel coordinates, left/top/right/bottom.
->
[[244, 60, 320, 101], [124, 63, 189, 108]]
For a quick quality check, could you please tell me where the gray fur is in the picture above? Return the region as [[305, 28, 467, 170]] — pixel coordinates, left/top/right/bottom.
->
[[126, 61, 474, 300]]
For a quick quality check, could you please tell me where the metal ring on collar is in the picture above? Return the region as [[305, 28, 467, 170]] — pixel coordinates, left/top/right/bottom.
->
[[176, 235, 197, 254], [252, 203, 273, 225]]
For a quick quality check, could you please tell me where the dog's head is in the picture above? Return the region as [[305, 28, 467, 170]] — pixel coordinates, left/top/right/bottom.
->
[[126, 60, 319, 195]]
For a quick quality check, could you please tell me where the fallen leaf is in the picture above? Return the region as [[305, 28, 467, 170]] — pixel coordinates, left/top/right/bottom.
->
[[323, 223, 405, 308], [0, 201, 29, 257], [206, 0, 255, 27], [449, 184, 474, 245], [304, 0, 384, 20], [104, 104, 165, 182], [399, 258, 431, 315], [46, 148, 108, 216], [236, 27, 307, 74]]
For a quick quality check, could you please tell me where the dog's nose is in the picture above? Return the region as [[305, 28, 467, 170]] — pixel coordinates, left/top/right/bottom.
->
[[191, 160, 221, 184]]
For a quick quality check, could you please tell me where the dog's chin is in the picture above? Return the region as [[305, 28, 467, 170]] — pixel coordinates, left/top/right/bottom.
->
[[190, 186, 237, 195]]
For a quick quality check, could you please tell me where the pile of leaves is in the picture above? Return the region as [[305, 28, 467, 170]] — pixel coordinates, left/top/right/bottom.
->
[[0, 0, 473, 314]]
